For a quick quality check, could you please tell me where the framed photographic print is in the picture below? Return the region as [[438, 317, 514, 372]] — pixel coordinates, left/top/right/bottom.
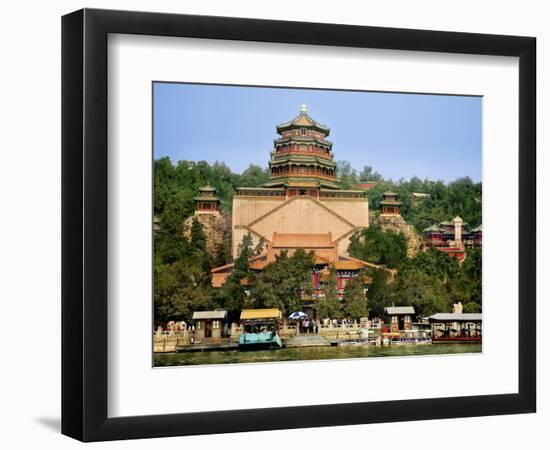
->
[[62, 8, 536, 442]]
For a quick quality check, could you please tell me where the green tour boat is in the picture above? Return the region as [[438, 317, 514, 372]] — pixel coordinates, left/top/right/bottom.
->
[[238, 309, 283, 350]]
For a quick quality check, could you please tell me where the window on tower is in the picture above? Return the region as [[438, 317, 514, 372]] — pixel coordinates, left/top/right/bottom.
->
[[301, 128, 307, 136]]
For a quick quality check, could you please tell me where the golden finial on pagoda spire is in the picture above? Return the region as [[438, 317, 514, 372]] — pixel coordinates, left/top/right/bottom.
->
[[300, 104, 307, 113]]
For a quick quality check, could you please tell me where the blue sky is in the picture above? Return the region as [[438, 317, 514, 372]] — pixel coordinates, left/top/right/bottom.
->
[[153, 82, 481, 183]]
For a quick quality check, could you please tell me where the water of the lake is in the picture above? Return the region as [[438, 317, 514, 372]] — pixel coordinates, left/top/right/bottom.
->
[[154, 343, 482, 367]]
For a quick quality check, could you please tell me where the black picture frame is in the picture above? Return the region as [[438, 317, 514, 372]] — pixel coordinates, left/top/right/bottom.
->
[[62, 8, 536, 442]]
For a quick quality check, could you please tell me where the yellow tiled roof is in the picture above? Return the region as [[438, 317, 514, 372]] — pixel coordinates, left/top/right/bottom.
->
[[249, 259, 268, 270], [333, 260, 367, 270], [211, 272, 230, 288]]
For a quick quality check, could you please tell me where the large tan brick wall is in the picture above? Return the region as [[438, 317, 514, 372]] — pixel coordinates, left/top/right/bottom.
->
[[232, 197, 285, 227], [320, 199, 369, 229], [232, 195, 369, 258]]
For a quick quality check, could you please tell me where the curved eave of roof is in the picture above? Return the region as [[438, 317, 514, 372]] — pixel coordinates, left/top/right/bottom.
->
[[276, 112, 330, 135], [194, 196, 220, 202], [274, 136, 333, 148], [284, 178, 322, 186], [269, 155, 336, 166], [320, 189, 365, 194], [262, 178, 340, 189], [237, 186, 285, 191], [379, 200, 402, 206], [319, 181, 341, 189], [199, 185, 216, 191]]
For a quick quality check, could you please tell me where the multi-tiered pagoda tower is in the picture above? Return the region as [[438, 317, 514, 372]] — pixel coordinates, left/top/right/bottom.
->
[[230, 106, 369, 259], [263, 105, 339, 196]]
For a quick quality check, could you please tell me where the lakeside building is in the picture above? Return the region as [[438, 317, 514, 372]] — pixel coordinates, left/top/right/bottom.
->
[[428, 313, 482, 342], [383, 306, 415, 332], [191, 310, 227, 342]]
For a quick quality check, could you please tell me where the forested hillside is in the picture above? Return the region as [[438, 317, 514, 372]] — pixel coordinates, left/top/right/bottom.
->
[[154, 157, 482, 323]]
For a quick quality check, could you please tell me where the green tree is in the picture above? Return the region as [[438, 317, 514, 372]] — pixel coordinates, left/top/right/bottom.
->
[[395, 270, 449, 317], [342, 272, 369, 320], [154, 231, 191, 265], [154, 258, 215, 324], [461, 247, 482, 306], [399, 247, 460, 280], [348, 225, 407, 269], [365, 270, 396, 318], [463, 301, 481, 313], [317, 265, 342, 319], [190, 217, 206, 250], [217, 233, 254, 316], [189, 217, 213, 274], [160, 190, 194, 235], [249, 249, 315, 316], [358, 165, 382, 182], [213, 227, 233, 267], [336, 160, 358, 189], [234, 233, 254, 277], [239, 164, 270, 187], [253, 236, 267, 256]]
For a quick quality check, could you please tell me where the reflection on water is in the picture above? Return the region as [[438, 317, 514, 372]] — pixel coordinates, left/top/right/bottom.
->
[[154, 344, 482, 367]]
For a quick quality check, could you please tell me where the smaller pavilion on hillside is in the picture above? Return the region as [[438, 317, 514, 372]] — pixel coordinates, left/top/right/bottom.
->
[[194, 185, 220, 213], [379, 191, 402, 215]]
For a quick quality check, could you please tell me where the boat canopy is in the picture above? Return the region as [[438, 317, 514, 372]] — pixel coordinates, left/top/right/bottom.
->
[[240, 309, 282, 320]]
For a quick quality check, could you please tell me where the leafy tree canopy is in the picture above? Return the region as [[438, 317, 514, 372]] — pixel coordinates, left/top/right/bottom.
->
[[348, 225, 407, 269], [249, 249, 315, 316], [342, 271, 369, 320], [317, 265, 342, 320]]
